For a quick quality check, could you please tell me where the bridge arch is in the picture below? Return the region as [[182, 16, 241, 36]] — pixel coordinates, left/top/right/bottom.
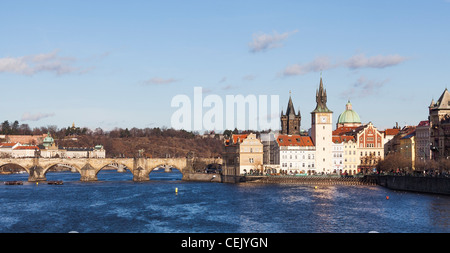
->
[[42, 163, 82, 175], [148, 164, 183, 181], [92, 160, 135, 176], [0, 163, 30, 175], [148, 164, 184, 174]]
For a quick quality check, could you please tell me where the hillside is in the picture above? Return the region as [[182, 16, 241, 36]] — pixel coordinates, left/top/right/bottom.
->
[[57, 135, 224, 158]]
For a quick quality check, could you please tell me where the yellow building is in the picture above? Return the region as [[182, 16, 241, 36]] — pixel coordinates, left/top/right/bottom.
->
[[342, 138, 360, 175], [399, 131, 416, 170], [223, 133, 263, 176]]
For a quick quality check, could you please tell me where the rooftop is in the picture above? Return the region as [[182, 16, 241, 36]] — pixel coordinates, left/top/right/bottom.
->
[[276, 135, 314, 147]]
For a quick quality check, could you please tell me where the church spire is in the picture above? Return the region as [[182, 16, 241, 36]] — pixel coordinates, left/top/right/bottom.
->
[[286, 91, 296, 115], [313, 76, 332, 113]]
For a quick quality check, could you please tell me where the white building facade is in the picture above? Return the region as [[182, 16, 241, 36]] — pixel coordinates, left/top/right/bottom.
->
[[275, 135, 316, 175]]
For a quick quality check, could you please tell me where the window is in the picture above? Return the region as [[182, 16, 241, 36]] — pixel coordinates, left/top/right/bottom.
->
[[249, 158, 254, 163]]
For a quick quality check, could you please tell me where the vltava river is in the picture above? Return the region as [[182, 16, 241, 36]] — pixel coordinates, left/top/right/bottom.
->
[[0, 170, 449, 233]]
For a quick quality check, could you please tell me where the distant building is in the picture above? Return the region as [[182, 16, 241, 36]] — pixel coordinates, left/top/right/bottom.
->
[[332, 135, 357, 174], [222, 133, 263, 175], [11, 145, 39, 158], [0, 132, 105, 158], [261, 132, 278, 166], [399, 129, 416, 169], [275, 134, 315, 174], [280, 92, 301, 135], [336, 100, 362, 128], [415, 120, 431, 161], [0, 142, 20, 157], [332, 137, 344, 173], [429, 88, 450, 160], [342, 137, 359, 175], [382, 126, 401, 156], [333, 122, 384, 174], [311, 77, 333, 174]]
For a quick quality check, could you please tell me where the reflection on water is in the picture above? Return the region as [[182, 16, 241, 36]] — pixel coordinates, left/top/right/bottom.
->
[[0, 172, 449, 233]]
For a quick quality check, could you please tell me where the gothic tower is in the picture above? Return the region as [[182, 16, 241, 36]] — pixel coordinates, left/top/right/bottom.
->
[[311, 77, 333, 173], [280, 92, 301, 135]]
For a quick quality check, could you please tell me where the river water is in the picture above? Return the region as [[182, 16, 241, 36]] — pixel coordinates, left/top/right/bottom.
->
[[0, 170, 449, 233]]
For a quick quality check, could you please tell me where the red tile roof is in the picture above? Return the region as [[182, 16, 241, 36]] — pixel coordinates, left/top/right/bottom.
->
[[332, 136, 355, 143], [232, 134, 249, 144], [332, 126, 358, 136], [417, 120, 430, 127], [13, 146, 39, 150], [276, 135, 314, 147], [0, 142, 18, 147], [384, 128, 400, 136]]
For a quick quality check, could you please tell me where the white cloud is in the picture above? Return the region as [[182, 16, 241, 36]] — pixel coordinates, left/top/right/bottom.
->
[[21, 112, 55, 121], [340, 76, 389, 99], [242, 74, 256, 81], [281, 53, 408, 77], [249, 30, 298, 53], [345, 54, 407, 69], [143, 77, 179, 85], [282, 56, 334, 76], [0, 50, 88, 75]]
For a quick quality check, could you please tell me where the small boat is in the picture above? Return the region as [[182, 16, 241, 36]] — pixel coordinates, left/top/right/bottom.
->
[[47, 180, 63, 185], [4, 181, 23, 185]]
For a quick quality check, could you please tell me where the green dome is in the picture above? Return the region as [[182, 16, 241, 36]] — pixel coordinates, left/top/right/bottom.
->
[[337, 101, 361, 124], [43, 132, 54, 147]]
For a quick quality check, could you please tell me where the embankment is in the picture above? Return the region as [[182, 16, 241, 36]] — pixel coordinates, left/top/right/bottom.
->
[[376, 175, 450, 195], [244, 175, 377, 185], [182, 173, 222, 183]]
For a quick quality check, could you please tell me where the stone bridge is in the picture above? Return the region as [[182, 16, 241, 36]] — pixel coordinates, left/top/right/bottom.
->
[[0, 157, 222, 182]]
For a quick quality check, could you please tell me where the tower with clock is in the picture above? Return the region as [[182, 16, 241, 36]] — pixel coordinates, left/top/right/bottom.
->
[[311, 77, 333, 173]]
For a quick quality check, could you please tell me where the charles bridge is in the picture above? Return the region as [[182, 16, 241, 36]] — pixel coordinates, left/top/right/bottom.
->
[[0, 157, 222, 182]]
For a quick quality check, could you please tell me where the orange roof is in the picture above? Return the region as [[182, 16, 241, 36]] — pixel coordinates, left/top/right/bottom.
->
[[232, 134, 248, 144], [332, 136, 355, 143], [333, 126, 358, 136], [13, 146, 39, 150], [0, 142, 18, 147], [277, 135, 314, 147], [385, 128, 400, 136]]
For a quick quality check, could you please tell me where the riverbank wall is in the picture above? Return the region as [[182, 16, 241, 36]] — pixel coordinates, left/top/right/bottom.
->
[[374, 175, 450, 195], [243, 175, 377, 185], [185, 173, 378, 185], [182, 173, 222, 183]]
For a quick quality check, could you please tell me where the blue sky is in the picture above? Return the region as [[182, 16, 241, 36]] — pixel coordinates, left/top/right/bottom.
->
[[1, 0, 449, 132]]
